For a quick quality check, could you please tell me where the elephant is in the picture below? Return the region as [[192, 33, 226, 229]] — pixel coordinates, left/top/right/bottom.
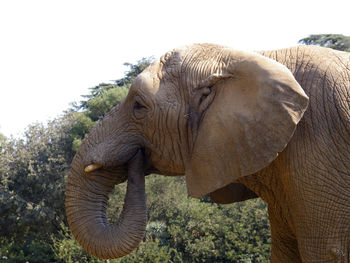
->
[[65, 44, 350, 262]]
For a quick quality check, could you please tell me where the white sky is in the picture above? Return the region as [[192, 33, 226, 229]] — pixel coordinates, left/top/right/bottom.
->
[[1, 0, 349, 137]]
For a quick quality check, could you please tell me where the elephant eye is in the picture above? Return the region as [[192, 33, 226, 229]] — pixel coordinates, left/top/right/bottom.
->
[[134, 101, 146, 110], [133, 100, 148, 119], [199, 95, 207, 105], [199, 86, 212, 105]]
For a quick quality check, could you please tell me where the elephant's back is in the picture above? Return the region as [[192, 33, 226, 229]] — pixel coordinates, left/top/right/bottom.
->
[[262, 45, 350, 174], [259, 45, 350, 94]]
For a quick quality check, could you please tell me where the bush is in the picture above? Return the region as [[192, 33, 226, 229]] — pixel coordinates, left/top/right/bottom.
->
[[48, 175, 270, 262], [115, 240, 179, 263], [0, 238, 53, 263], [106, 175, 271, 262], [51, 223, 180, 263], [51, 224, 99, 263]]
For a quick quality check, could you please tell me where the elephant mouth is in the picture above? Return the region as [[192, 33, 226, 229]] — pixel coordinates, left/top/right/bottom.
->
[[84, 149, 160, 181]]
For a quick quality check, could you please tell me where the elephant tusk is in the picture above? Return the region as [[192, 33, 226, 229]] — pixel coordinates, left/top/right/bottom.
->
[[84, 164, 103, 173]]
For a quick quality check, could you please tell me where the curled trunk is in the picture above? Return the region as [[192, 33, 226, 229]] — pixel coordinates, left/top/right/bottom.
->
[[65, 147, 147, 259]]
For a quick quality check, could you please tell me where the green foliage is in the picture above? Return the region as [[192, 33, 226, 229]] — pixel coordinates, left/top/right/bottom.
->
[[75, 57, 153, 119], [115, 58, 154, 88], [84, 86, 129, 121], [48, 175, 270, 263], [299, 34, 350, 51], [52, 237, 93, 263], [70, 112, 96, 152], [0, 114, 76, 242], [0, 132, 6, 143], [115, 240, 176, 263], [51, 223, 178, 263], [0, 238, 53, 263], [51, 223, 99, 263], [104, 176, 271, 262], [77, 84, 129, 122]]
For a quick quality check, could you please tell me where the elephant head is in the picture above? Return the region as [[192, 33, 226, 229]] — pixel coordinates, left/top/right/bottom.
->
[[65, 43, 309, 259]]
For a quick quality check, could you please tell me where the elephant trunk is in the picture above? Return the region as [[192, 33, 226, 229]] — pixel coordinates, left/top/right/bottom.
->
[[65, 135, 147, 259]]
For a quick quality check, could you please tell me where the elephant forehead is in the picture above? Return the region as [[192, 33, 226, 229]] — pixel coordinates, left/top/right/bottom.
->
[[133, 70, 159, 95]]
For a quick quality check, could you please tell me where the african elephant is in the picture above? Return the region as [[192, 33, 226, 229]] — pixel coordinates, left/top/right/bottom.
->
[[65, 44, 350, 262]]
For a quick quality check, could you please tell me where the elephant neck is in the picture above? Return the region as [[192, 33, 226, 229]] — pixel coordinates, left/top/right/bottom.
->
[[237, 154, 297, 238], [238, 168, 278, 205]]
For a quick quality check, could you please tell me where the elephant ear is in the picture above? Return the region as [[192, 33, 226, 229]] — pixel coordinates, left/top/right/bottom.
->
[[185, 50, 309, 198], [209, 182, 258, 204]]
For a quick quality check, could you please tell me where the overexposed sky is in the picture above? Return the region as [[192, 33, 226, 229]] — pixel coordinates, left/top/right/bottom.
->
[[1, 0, 349, 137]]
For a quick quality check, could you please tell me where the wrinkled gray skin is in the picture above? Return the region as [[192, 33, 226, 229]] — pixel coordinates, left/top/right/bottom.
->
[[66, 45, 350, 262]]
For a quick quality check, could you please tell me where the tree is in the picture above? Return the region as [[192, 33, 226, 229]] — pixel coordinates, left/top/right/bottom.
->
[[115, 58, 154, 88], [0, 114, 76, 242], [52, 175, 271, 262], [0, 132, 5, 142], [298, 34, 350, 51], [75, 57, 153, 117]]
